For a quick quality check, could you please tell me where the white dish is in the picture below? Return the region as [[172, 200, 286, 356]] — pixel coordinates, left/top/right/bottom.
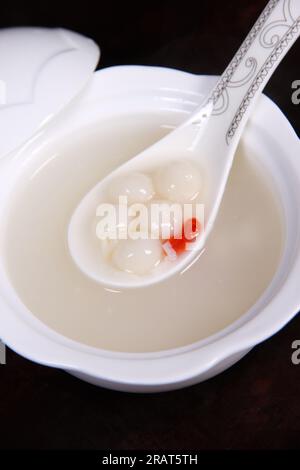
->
[[0, 66, 299, 392]]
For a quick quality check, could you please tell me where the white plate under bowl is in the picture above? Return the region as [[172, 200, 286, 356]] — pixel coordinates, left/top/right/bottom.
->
[[0, 66, 299, 392]]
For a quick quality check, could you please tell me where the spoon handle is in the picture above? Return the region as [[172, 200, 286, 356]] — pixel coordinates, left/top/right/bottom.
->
[[191, 0, 300, 146]]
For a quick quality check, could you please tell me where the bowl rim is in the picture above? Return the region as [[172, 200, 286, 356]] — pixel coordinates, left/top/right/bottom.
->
[[0, 64, 299, 388]]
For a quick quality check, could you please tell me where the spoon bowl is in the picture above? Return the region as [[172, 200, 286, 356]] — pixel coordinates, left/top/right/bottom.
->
[[68, 101, 213, 288]]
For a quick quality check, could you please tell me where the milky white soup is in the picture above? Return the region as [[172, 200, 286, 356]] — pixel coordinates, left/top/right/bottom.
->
[[3, 113, 284, 353]]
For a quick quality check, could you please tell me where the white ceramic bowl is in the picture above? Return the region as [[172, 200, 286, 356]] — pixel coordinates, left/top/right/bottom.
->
[[0, 66, 299, 392]]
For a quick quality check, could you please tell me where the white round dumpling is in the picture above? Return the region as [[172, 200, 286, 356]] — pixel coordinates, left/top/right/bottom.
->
[[95, 203, 135, 241], [148, 199, 183, 239], [154, 160, 202, 202], [112, 239, 163, 275], [108, 172, 155, 204], [99, 238, 119, 259]]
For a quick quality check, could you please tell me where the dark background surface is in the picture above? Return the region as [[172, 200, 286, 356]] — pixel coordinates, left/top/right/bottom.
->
[[0, 0, 300, 450]]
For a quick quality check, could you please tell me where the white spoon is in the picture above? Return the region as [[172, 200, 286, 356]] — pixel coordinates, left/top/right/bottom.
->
[[69, 0, 300, 289]]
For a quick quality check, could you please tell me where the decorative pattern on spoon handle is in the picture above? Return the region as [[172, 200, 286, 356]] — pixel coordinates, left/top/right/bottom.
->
[[207, 0, 300, 144], [211, 0, 280, 111], [226, 15, 300, 143]]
